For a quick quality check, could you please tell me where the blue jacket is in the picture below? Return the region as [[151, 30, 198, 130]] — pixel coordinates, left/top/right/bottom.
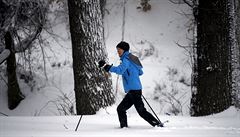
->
[[109, 51, 143, 93]]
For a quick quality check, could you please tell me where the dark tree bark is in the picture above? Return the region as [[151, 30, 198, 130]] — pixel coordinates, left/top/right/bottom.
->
[[68, 0, 115, 115], [99, 0, 106, 17], [190, 0, 232, 116], [234, 0, 240, 108], [5, 32, 24, 110], [236, 0, 240, 46]]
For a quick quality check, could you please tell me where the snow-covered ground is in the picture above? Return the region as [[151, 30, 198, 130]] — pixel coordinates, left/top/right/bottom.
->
[[0, 0, 192, 116], [103, 0, 192, 115], [1, 107, 240, 137], [0, 1, 240, 136]]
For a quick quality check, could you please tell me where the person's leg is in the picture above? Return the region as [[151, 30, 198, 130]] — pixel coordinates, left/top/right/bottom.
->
[[117, 93, 133, 128], [131, 91, 160, 127]]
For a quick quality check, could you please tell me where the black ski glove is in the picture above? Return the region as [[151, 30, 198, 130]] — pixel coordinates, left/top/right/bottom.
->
[[104, 64, 112, 72], [98, 60, 106, 68]]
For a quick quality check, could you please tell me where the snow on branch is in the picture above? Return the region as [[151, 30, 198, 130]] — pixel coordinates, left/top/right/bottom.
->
[[14, 26, 43, 53], [0, 0, 45, 53], [0, 49, 10, 65]]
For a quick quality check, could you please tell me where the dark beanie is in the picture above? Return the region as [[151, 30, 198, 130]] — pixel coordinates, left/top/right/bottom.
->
[[116, 41, 130, 51]]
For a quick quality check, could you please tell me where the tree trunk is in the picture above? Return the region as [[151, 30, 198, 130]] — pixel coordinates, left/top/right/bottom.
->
[[234, 0, 240, 109], [5, 31, 24, 110], [68, 0, 115, 115], [99, 0, 106, 17], [190, 0, 232, 116]]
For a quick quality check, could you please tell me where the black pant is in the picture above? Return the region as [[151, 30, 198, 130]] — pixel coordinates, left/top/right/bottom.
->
[[117, 90, 159, 127]]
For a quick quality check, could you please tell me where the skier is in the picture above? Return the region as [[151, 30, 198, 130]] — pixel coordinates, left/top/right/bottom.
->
[[98, 41, 163, 128]]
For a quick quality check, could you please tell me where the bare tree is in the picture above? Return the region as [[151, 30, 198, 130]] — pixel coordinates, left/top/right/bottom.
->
[[0, 0, 46, 109], [68, 0, 115, 115]]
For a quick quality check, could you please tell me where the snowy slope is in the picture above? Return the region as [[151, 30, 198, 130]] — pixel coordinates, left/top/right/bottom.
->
[[104, 0, 192, 115], [0, 107, 240, 137]]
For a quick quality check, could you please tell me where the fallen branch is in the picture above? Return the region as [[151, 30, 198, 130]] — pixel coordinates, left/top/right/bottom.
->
[[0, 112, 8, 116]]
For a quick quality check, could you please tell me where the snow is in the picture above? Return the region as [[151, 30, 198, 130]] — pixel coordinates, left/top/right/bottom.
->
[[1, 107, 240, 137], [0, 49, 10, 64], [104, 0, 192, 115], [0, 0, 192, 116], [1, 0, 240, 136]]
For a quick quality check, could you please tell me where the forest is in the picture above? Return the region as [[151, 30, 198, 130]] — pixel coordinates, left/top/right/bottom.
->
[[0, 0, 240, 117]]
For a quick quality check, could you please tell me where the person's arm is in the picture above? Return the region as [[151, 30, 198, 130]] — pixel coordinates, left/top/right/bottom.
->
[[109, 58, 130, 75]]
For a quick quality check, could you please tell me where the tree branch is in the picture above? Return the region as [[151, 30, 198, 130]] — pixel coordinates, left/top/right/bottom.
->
[[0, 112, 8, 116], [183, 0, 193, 7], [0, 49, 10, 65], [14, 25, 43, 53]]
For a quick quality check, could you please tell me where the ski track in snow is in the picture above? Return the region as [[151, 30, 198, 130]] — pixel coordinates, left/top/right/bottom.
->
[[1, 114, 240, 137]]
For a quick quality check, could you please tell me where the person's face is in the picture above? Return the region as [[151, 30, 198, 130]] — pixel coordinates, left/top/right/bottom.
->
[[117, 48, 124, 57]]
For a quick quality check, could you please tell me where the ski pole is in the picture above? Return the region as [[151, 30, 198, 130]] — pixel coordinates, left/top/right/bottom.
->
[[75, 115, 83, 131], [142, 95, 162, 123]]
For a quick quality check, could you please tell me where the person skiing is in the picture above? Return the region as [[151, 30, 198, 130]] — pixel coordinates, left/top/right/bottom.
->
[[98, 41, 163, 128]]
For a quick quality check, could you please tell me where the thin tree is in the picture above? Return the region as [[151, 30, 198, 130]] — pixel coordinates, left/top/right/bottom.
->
[[68, 0, 115, 115]]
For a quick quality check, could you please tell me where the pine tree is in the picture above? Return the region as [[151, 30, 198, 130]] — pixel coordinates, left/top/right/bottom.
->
[[68, 0, 115, 115]]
